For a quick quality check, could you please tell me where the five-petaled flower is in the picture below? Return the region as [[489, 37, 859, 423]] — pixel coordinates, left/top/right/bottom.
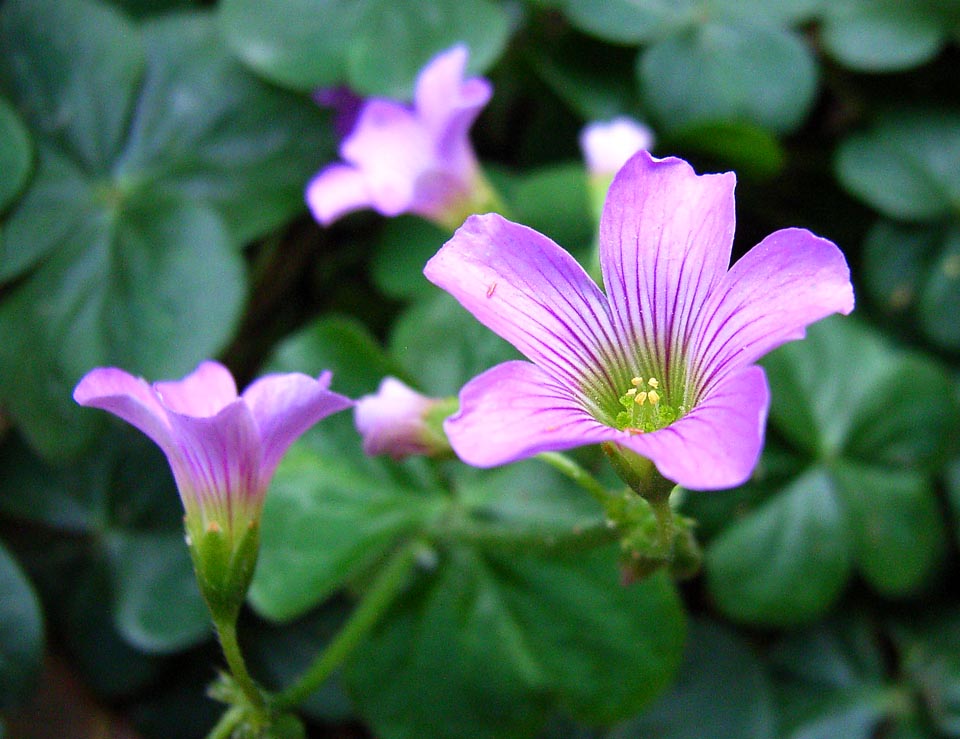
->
[[306, 44, 495, 231], [425, 152, 855, 491], [73, 361, 352, 614]]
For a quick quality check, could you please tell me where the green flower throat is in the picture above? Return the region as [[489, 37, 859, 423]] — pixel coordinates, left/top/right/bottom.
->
[[614, 376, 685, 433]]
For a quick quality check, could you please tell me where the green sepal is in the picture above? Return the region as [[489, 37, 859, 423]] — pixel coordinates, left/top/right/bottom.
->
[[601, 441, 675, 503], [188, 519, 261, 623], [420, 396, 458, 459]]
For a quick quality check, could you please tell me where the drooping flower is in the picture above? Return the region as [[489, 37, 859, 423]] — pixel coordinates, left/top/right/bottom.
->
[[74, 361, 352, 615], [354, 377, 455, 460], [424, 152, 854, 491], [306, 44, 496, 231]]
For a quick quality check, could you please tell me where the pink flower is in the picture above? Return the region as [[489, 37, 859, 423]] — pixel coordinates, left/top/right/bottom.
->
[[73, 361, 352, 536], [580, 117, 655, 177], [424, 152, 854, 491], [306, 45, 494, 230], [354, 377, 453, 459]]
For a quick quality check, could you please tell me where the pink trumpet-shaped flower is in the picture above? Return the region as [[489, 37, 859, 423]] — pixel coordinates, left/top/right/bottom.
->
[[425, 152, 854, 491], [73, 361, 352, 536], [306, 45, 494, 230]]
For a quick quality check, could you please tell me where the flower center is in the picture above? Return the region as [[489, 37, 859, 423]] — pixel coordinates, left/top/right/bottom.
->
[[614, 376, 685, 433]]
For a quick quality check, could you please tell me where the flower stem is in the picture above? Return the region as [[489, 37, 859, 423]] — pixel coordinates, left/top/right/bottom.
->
[[274, 538, 424, 710], [647, 495, 675, 558], [445, 518, 618, 554], [206, 705, 244, 739], [212, 613, 267, 715], [536, 451, 619, 509]]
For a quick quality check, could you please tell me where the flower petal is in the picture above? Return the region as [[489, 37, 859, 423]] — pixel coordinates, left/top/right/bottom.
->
[[305, 164, 375, 225], [164, 400, 263, 522], [690, 228, 855, 394], [242, 371, 352, 479], [153, 361, 238, 417], [340, 99, 434, 214], [444, 361, 621, 467], [424, 213, 622, 393], [599, 152, 736, 377], [73, 367, 173, 451], [414, 44, 491, 164], [169, 400, 266, 525], [616, 365, 770, 490]]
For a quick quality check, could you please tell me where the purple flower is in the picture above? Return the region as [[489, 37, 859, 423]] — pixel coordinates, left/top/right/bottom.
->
[[306, 45, 494, 230], [424, 152, 854, 490], [354, 377, 454, 459], [73, 361, 352, 535]]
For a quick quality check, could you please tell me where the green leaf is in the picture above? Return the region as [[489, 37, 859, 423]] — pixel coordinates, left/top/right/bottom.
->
[[118, 12, 333, 246], [371, 217, 450, 301], [832, 461, 945, 596], [820, 0, 946, 72], [0, 427, 181, 533], [0, 99, 32, 213], [863, 221, 960, 350], [559, 0, 689, 44], [705, 317, 954, 625], [612, 619, 776, 739], [770, 616, 894, 739], [346, 0, 511, 99], [664, 119, 786, 180], [0, 540, 43, 708], [219, 0, 358, 90], [346, 547, 684, 739], [220, 0, 510, 97], [835, 110, 960, 222], [0, 2, 334, 459], [918, 226, 960, 349], [528, 35, 643, 121], [560, 0, 821, 44], [766, 317, 958, 470], [266, 314, 404, 398], [248, 444, 444, 621], [706, 467, 852, 626], [106, 530, 210, 653], [639, 21, 817, 134], [505, 163, 594, 261], [0, 0, 144, 174], [0, 194, 245, 459], [862, 219, 941, 322], [59, 554, 163, 697], [390, 292, 520, 396], [890, 606, 960, 736]]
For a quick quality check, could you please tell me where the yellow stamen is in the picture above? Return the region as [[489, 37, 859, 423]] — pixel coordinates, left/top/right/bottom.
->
[[647, 377, 659, 389], [635, 391, 648, 405], [631, 377, 643, 387], [647, 389, 661, 405]]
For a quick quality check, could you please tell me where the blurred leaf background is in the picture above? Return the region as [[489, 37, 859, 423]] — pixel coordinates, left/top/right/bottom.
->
[[2, 0, 960, 737]]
